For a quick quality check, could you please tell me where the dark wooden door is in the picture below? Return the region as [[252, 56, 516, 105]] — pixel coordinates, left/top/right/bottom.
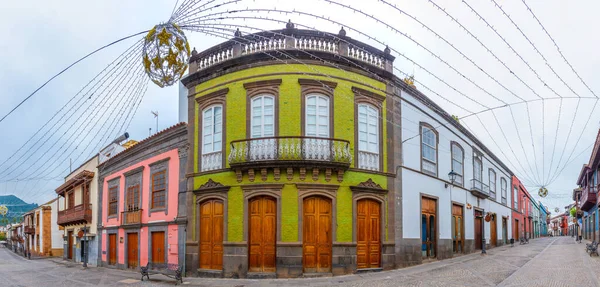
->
[[67, 231, 73, 259], [127, 233, 138, 268], [357, 199, 381, 269], [151, 231, 165, 264], [452, 204, 463, 254], [490, 215, 497, 247], [474, 210, 483, 250], [199, 199, 223, 270], [303, 196, 332, 273], [502, 217, 508, 245], [249, 196, 276, 272], [514, 219, 519, 240], [108, 234, 117, 265], [421, 197, 437, 259]]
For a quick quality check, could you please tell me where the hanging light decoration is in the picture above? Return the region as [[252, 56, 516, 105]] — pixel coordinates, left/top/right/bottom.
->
[[142, 22, 191, 88], [555, 207, 560, 213], [538, 186, 548, 198], [0, 205, 7, 216]]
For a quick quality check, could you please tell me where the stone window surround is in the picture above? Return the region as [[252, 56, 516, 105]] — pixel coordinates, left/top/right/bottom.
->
[[241, 184, 285, 242], [147, 225, 169, 264], [124, 167, 144, 212], [123, 229, 141, 269], [353, 86, 385, 172], [244, 79, 282, 138], [297, 183, 339, 243], [107, 177, 120, 220], [420, 122, 439, 177], [196, 88, 228, 173], [148, 157, 170, 217], [299, 79, 337, 138]]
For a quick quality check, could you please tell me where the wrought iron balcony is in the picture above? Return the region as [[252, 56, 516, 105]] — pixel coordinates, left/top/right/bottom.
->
[[229, 136, 352, 168], [24, 226, 35, 234], [57, 204, 92, 226], [470, 179, 490, 199], [121, 209, 142, 225], [579, 185, 597, 211]]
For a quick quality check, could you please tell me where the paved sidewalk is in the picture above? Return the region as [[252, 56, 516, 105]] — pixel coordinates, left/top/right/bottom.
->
[[0, 237, 596, 286]]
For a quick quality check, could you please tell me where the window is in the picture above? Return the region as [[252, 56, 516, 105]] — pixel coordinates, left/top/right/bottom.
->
[[201, 105, 223, 171], [513, 186, 519, 209], [126, 184, 140, 211], [421, 124, 437, 176], [305, 94, 330, 138], [151, 170, 166, 209], [108, 186, 118, 216], [489, 169, 496, 199], [358, 104, 379, 170], [501, 178, 507, 205], [67, 191, 74, 209], [473, 152, 482, 190], [450, 143, 464, 186], [251, 95, 275, 138]]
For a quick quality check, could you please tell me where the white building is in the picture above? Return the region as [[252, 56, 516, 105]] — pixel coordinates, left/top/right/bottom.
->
[[397, 83, 513, 266]]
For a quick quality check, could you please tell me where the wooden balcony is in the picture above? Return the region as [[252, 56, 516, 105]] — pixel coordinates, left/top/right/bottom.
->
[[470, 179, 490, 199], [57, 204, 92, 226], [121, 209, 142, 225], [228, 136, 353, 182], [24, 226, 35, 234], [579, 185, 597, 211]]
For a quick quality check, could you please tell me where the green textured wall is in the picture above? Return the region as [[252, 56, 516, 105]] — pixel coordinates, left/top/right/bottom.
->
[[191, 63, 389, 244]]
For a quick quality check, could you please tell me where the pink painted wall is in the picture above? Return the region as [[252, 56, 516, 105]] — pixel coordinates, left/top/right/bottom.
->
[[100, 148, 180, 265]]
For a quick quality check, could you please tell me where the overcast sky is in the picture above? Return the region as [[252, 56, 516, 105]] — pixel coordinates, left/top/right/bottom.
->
[[1, 0, 598, 213]]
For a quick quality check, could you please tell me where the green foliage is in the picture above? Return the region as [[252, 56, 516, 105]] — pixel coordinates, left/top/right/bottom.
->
[[451, 115, 460, 123], [570, 207, 576, 217], [0, 232, 5, 241]]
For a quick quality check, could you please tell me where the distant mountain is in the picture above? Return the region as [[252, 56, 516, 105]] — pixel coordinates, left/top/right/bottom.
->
[[0, 195, 38, 224]]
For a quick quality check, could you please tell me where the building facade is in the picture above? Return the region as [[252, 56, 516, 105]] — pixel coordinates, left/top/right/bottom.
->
[[97, 123, 188, 269], [575, 129, 600, 242], [511, 177, 526, 240], [539, 202, 549, 237], [22, 198, 63, 257], [56, 156, 99, 266], [183, 26, 398, 278]]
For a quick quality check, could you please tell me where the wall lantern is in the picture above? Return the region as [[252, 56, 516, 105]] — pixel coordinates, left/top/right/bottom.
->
[[446, 170, 458, 188]]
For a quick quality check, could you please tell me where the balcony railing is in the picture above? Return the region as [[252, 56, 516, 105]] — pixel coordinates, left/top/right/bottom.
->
[[57, 204, 92, 226], [24, 226, 35, 234], [579, 185, 597, 211], [470, 179, 490, 199], [528, 210, 534, 218], [201, 151, 222, 171], [121, 209, 142, 225], [229, 136, 352, 168]]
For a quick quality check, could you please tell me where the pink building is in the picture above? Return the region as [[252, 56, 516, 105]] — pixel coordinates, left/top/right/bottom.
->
[[96, 123, 187, 269]]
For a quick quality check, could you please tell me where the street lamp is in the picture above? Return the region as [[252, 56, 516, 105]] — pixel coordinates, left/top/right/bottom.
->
[[446, 170, 458, 188]]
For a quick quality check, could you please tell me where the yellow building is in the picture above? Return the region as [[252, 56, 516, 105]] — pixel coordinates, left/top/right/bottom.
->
[[182, 24, 399, 278]]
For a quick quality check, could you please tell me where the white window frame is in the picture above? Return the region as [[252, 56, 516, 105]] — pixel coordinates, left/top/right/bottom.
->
[[201, 105, 223, 171], [421, 125, 437, 176], [357, 103, 379, 171], [501, 178, 507, 205], [513, 186, 519, 209], [450, 142, 464, 186], [250, 95, 275, 138], [489, 169, 496, 199], [305, 94, 330, 138]]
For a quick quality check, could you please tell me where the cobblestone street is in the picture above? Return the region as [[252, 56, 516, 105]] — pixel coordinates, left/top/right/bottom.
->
[[1, 237, 595, 287]]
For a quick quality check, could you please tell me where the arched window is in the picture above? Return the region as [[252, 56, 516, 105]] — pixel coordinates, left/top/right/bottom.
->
[[500, 178, 507, 205], [473, 151, 483, 190], [305, 94, 330, 138], [201, 105, 223, 171], [489, 169, 496, 200], [251, 95, 275, 138], [450, 142, 464, 186], [421, 123, 437, 176], [358, 104, 379, 170]]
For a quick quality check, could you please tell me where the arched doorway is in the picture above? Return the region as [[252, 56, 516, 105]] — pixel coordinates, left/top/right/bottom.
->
[[356, 199, 381, 269], [303, 196, 332, 273], [199, 199, 224, 270], [248, 196, 276, 272]]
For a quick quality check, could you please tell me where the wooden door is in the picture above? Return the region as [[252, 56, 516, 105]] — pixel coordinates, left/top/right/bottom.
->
[[514, 219, 519, 240], [490, 215, 497, 247], [474, 210, 483, 250], [199, 199, 223, 270], [357, 199, 381, 269], [127, 233, 138, 268], [502, 217, 508, 245], [249, 196, 276, 272], [451, 204, 463, 254], [421, 197, 436, 259], [303, 196, 332, 273], [108, 234, 117, 265], [151, 232, 165, 264], [67, 231, 73, 259]]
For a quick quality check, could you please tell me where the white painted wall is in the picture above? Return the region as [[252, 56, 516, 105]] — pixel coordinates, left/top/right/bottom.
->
[[400, 89, 514, 244], [51, 199, 63, 249]]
